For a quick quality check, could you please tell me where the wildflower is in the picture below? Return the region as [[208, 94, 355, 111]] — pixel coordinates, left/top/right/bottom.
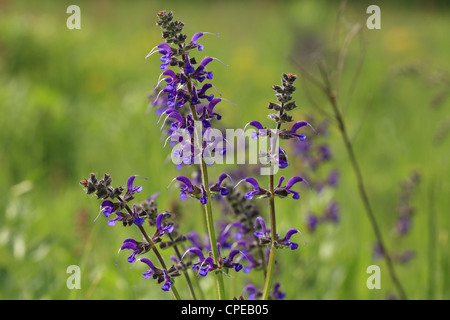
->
[[168, 176, 201, 201], [107, 211, 131, 227], [244, 120, 267, 140], [181, 247, 205, 271], [190, 57, 215, 82], [278, 147, 289, 169], [181, 247, 211, 276], [138, 258, 180, 291], [210, 173, 232, 196], [223, 249, 244, 272], [244, 284, 259, 300], [183, 52, 195, 74], [253, 216, 270, 239], [197, 83, 214, 102], [200, 185, 208, 205], [118, 238, 149, 263], [99, 200, 116, 217], [145, 43, 175, 70], [273, 283, 286, 299], [133, 204, 145, 226], [274, 176, 310, 200], [189, 32, 218, 51], [276, 228, 307, 250], [197, 256, 215, 277], [154, 212, 174, 238], [161, 270, 172, 291], [140, 257, 156, 279], [234, 177, 270, 200], [127, 175, 144, 195], [281, 121, 318, 141]]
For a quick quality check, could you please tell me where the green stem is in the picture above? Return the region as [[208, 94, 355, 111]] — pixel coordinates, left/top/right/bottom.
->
[[191, 105, 226, 300], [261, 109, 284, 300], [183, 61, 225, 299], [261, 172, 277, 300]]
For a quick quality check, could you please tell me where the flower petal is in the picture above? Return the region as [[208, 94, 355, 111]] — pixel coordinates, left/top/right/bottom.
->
[[191, 32, 204, 43]]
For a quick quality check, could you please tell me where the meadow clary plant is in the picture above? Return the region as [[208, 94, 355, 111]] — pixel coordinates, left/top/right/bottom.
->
[[80, 10, 317, 300]]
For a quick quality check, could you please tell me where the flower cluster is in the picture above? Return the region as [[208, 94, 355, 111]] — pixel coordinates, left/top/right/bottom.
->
[[231, 73, 314, 299], [147, 11, 231, 171], [80, 173, 182, 293], [236, 73, 315, 200], [80, 11, 319, 300]]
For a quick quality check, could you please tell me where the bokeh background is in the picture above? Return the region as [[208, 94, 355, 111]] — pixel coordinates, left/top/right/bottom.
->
[[0, 0, 449, 300]]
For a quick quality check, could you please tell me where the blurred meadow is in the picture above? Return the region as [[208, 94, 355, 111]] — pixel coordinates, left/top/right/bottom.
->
[[0, 0, 449, 300]]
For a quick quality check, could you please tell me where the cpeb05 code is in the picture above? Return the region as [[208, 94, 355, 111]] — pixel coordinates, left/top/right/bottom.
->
[[225, 304, 269, 315]]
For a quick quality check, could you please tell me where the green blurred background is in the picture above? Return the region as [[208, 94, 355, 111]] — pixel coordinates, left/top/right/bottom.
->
[[0, 0, 449, 300]]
